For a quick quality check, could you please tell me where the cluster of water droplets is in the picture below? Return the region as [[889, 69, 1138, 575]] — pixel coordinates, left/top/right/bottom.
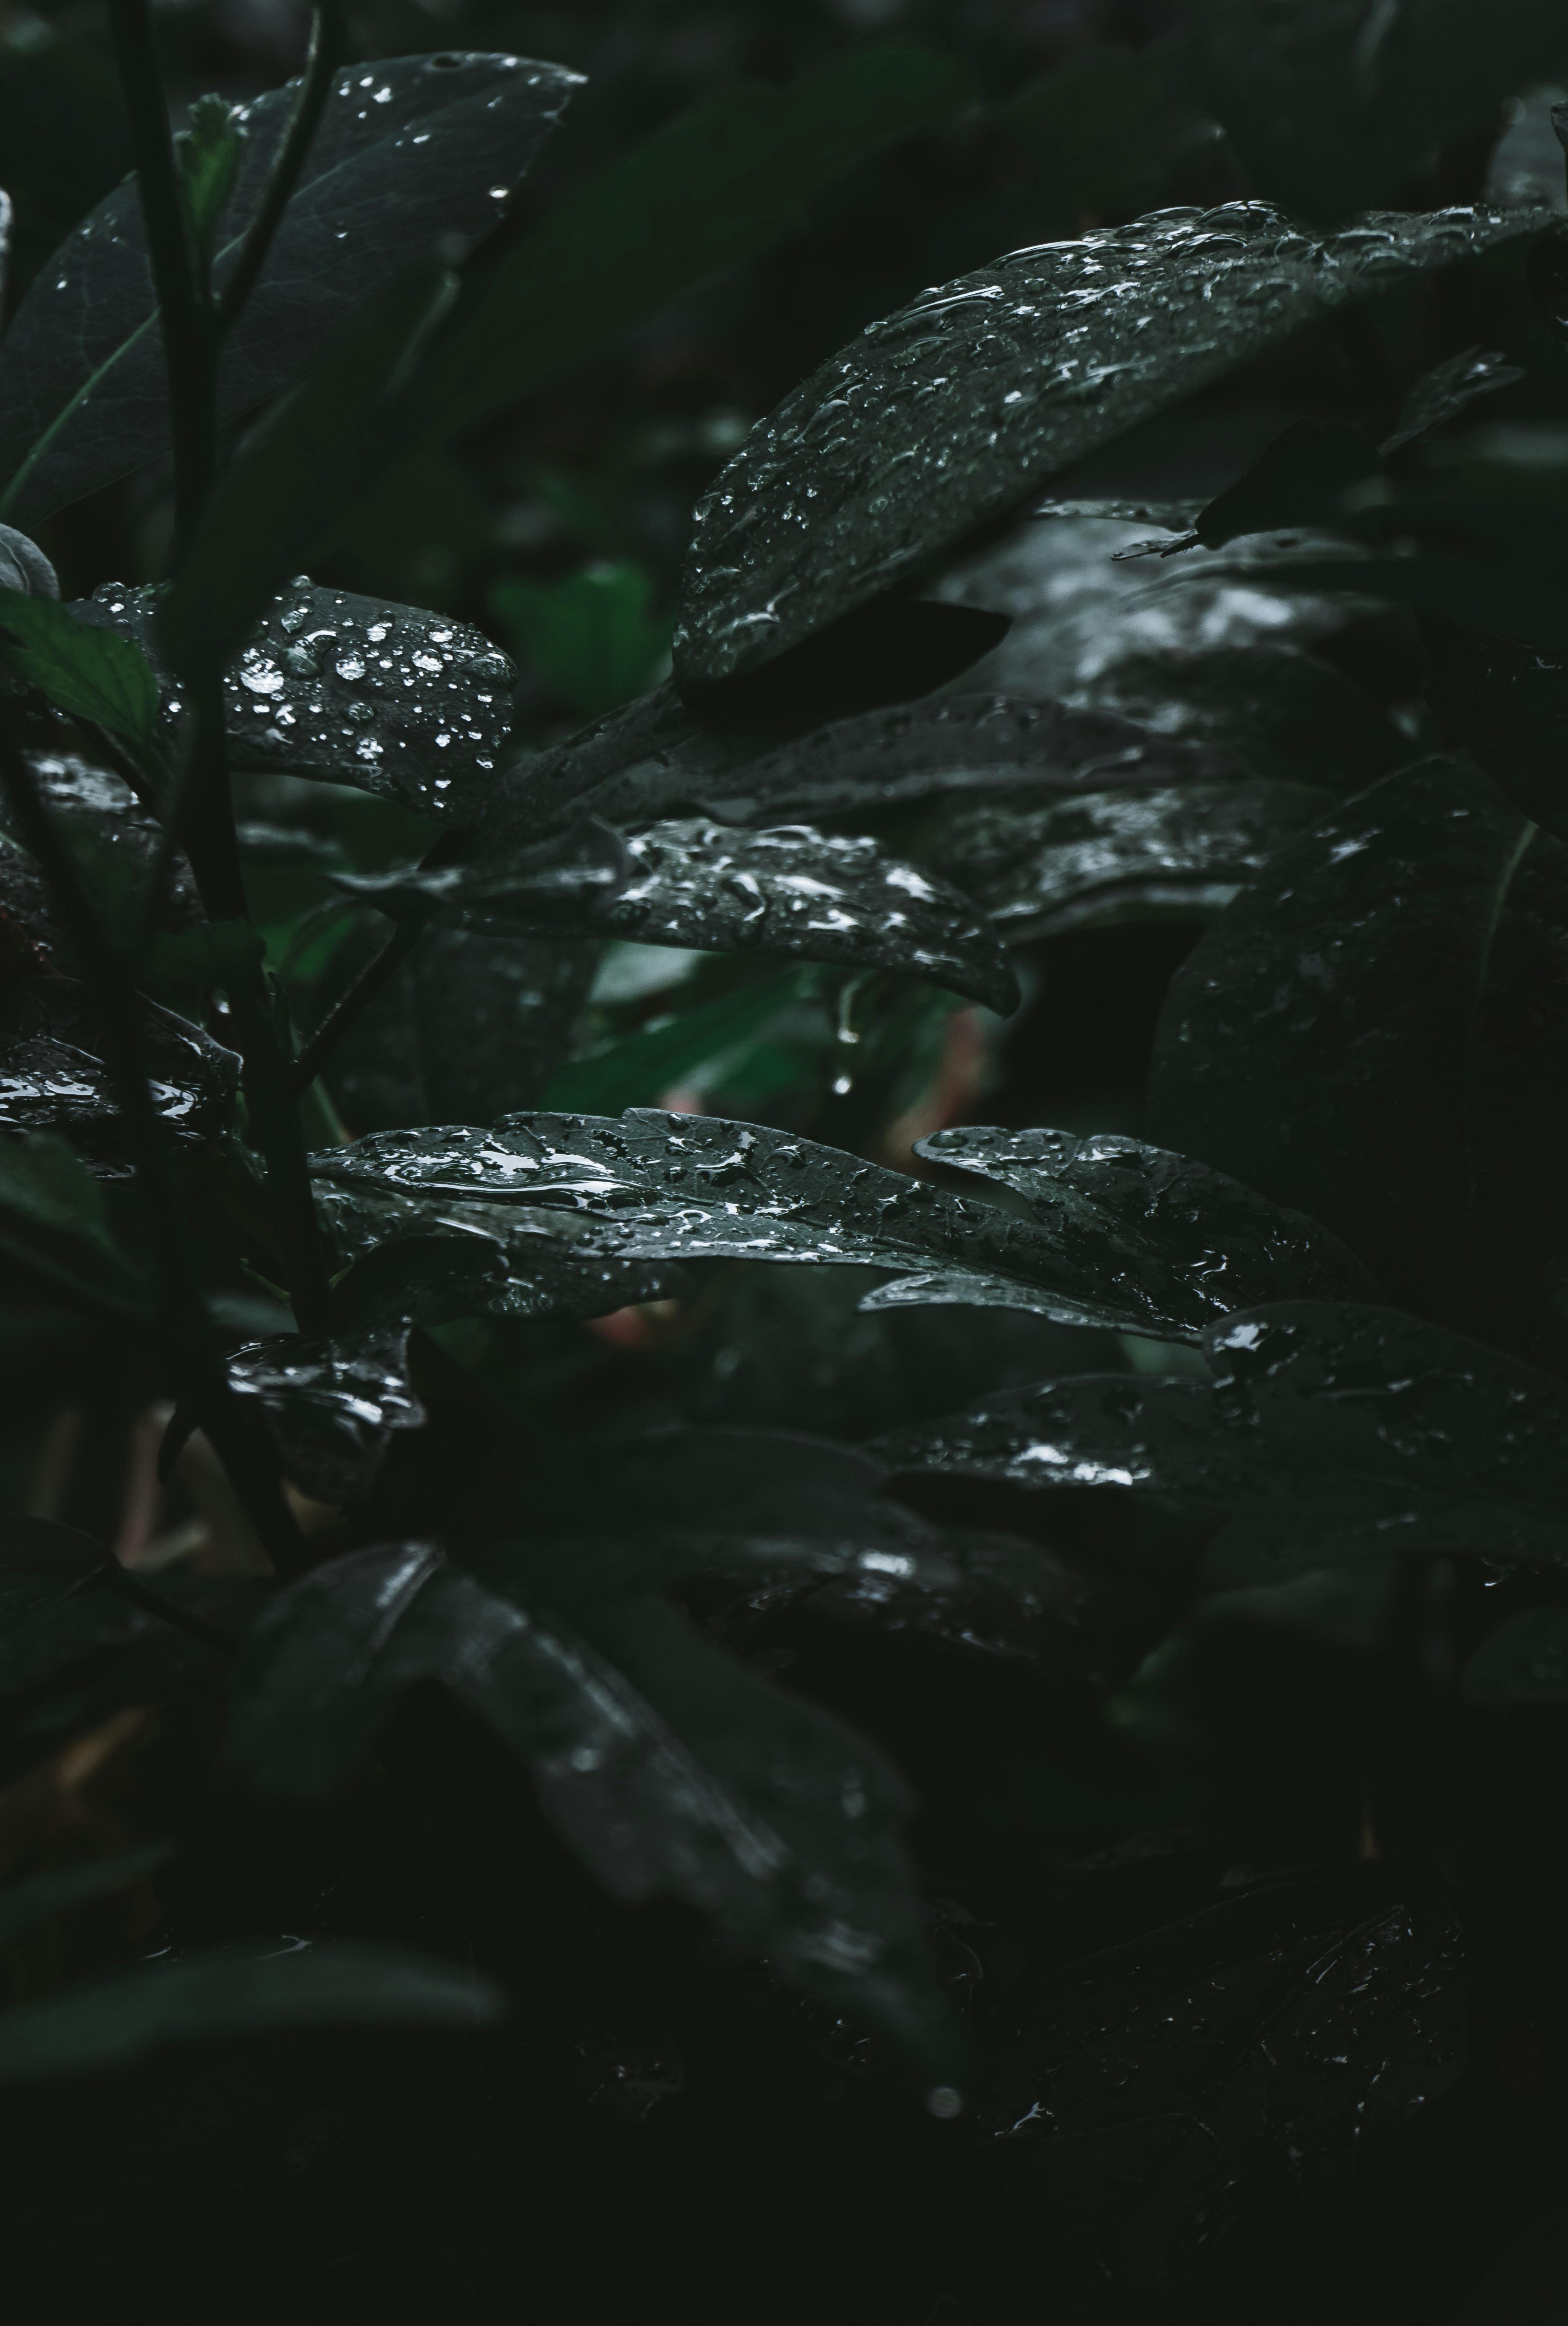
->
[[675, 198, 1549, 688]]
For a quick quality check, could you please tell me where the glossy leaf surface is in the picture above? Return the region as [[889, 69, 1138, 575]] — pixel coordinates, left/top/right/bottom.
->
[[674, 201, 1546, 687], [0, 976, 239, 1174], [1147, 755, 1568, 1368], [229, 1542, 964, 2078], [74, 579, 512, 824], [348, 818, 1020, 1014], [0, 589, 162, 759], [0, 54, 579, 522]]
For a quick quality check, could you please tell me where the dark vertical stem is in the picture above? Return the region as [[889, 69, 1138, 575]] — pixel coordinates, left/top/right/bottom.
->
[[0, 718, 307, 1574], [215, 0, 348, 344], [106, 0, 216, 553]]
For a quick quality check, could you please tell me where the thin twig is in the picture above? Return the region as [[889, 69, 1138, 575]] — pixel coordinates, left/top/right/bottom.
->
[[215, 0, 348, 345], [286, 917, 423, 1096]]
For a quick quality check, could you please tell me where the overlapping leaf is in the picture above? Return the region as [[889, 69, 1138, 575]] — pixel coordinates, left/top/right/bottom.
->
[[227, 1541, 966, 2079], [0, 53, 580, 522], [310, 1107, 1336, 1338], [933, 778, 1332, 940], [0, 974, 239, 1174], [1147, 754, 1568, 1369], [673, 200, 1548, 688], [344, 818, 1020, 1014], [871, 1300, 1568, 1577], [864, 1124, 1377, 1339]]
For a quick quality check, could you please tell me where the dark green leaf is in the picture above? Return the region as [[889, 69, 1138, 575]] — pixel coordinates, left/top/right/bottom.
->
[[344, 818, 1021, 1015], [0, 54, 579, 523], [75, 578, 511, 824], [934, 778, 1334, 941], [1424, 619, 1568, 844], [694, 693, 1233, 825], [1147, 754, 1568, 1367], [872, 1300, 1568, 1577], [976, 1875, 1464, 2311], [326, 1232, 509, 1333], [1462, 1606, 1568, 1702], [309, 1107, 1273, 1332], [227, 1326, 425, 1503], [412, 927, 600, 1123], [1195, 0, 1568, 219], [0, 976, 239, 1176], [491, 564, 674, 723], [1002, 38, 1213, 219], [871, 1123, 1378, 1339], [673, 202, 1546, 688], [0, 1939, 504, 2080], [313, 1176, 685, 1322], [1195, 422, 1382, 549], [397, 46, 978, 468], [0, 1844, 173, 1950], [1380, 346, 1526, 455], [228, 1542, 965, 2079], [0, 589, 162, 760], [0, 752, 205, 947], [0, 1131, 141, 1286]]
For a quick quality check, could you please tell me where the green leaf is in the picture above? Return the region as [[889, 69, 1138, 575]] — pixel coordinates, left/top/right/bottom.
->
[[1146, 754, 1568, 1368], [0, 54, 579, 523], [0, 1939, 504, 2079], [227, 1326, 426, 1503], [672, 202, 1548, 689], [491, 564, 674, 722], [1422, 619, 1568, 844], [228, 1542, 966, 2079], [0, 589, 162, 758], [1379, 346, 1525, 456], [0, 1131, 146, 1313], [341, 818, 1021, 1015], [1002, 38, 1213, 218], [174, 93, 245, 268], [541, 964, 822, 1115], [0, 976, 240, 1176], [1462, 1607, 1568, 1703]]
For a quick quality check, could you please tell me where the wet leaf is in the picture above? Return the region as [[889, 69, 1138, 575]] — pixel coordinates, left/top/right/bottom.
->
[[412, 927, 600, 1124], [310, 1107, 1266, 1331], [872, 1300, 1568, 1577], [0, 1939, 504, 2080], [1146, 754, 1568, 1368], [0, 54, 579, 523], [695, 693, 1233, 825], [976, 1874, 1465, 2311], [0, 754, 204, 946], [0, 1131, 143, 1300], [228, 1542, 966, 2079], [0, 1844, 173, 1950], [673, 201, 1546, 688], [347, 819, 1020, 1014], [0, 974, 239, 1174], [869, 1123, 1377, 1339], [0, 589, 162, 762], [934, 778, 1333, 940], [1380, 346, 1526, 455], [314, 1178, 685, 1322], [326, 1231, 509, 1334], [73, 578, 512, 825], [1462, 1606, 1568, 1701], [227, 1326, 427, 1503]]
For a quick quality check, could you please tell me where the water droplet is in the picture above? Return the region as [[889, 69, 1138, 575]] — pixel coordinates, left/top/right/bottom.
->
[[335, 653, 367, 682]]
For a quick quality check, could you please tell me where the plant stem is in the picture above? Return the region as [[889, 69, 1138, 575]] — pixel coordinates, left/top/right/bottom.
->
[[106, 0, 215, 554], [0, 718, 307, 1575], [215, 0, 348, 345], [287, 920, 422, 1096]]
